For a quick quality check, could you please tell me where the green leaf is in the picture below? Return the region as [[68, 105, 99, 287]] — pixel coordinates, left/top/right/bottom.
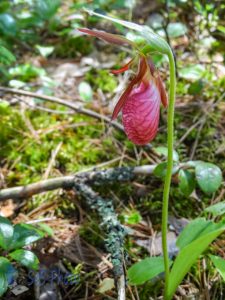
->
[[35, 0, 61, 20], [176, 218, 218, 250], [123, 210, 142, 225], [195, 162, 222, 194], [210, 255, 225, 281], [154, 146, 179, 162], [128, 257, 171, 285], [0, 1, 10, 13], [140, 27, 171, 55], [178, 169, 195, 196], [9, 249, 39, 270], [0, 100, 10, 114], [217, 25, 225, 34], [35, 45, 54, 57], [9, 64, 46, 82], [188, 80, 204, 95], [9, 224, 44, 250], [0, 45, 16, 65], [0, 216, 14, 250], [9, 80, 26, 88], [0, 13, 17, 37], [37, 223, 54, 236], [153, 162, 179, 178], [167, 223, 225, 300], [167, 22, 188, 38], [78, 82, 93, 102], [153, 162, 167, 177], [179, 64, 205, 81], [205, 202, 225, 217], [84, 9, 143, 32], [0, 257, 16, 296]]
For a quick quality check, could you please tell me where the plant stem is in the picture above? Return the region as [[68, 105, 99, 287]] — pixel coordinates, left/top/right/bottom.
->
[[162, 49, 176, 299]]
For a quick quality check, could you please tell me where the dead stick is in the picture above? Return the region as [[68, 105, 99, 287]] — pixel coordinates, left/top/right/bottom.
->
[[0, 165, 157, 201], [0, 87, 124, 132]]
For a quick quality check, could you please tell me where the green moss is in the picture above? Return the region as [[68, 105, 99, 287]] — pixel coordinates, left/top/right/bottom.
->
[[85, 69, 117, 92], [55, 36, 93, 57]]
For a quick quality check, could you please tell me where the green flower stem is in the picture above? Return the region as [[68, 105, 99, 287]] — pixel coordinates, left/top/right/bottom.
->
[[162, 49, 176, 299]]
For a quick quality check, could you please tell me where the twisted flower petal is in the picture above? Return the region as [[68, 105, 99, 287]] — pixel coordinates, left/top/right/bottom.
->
[[122, 82, 161, 145], [112, 56, 148, 120]]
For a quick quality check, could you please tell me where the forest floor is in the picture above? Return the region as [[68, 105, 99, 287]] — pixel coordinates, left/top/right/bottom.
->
[[0, 1, 225, 299]]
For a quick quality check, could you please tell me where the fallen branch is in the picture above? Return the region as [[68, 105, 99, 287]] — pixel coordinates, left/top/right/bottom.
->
[[0, 87, 124, 132], [0, 165, 156, 201]]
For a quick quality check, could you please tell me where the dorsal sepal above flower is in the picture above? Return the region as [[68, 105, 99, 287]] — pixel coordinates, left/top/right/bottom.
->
[[78, 28, 135, 47]]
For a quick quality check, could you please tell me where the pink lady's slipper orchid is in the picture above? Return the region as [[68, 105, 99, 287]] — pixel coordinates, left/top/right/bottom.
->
[[79, 28, 168, 145]]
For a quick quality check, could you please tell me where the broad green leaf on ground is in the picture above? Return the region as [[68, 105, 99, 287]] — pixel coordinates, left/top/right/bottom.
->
[[188, 80, 204, 95], [9, 80, 26, 88], [167, 224, 225, 300], [210, 255, 225, 281], [154, 146, 179, 162], [78, 82, 93, 102], [195, 162, 222, 194], [147, 13, 164, 29], [167, 22, 188, 38], [9, 64, 46, 82], [0, 216, 14, 250], [178, 169, 195, 196], [179, 64, 205, 81], [8, 223, 45, 250], [35, 45, 54, 57], [153, 162, 167, 178], [176, 218, 220, 250], [0, 13, 17, 36], [128, 257, 172, 285], [153, 162, 179, 178], [35, 0, 61, 20], [0, 257, 16, 296], [9, 249, 39, 270], [205, 202, 225, 217]]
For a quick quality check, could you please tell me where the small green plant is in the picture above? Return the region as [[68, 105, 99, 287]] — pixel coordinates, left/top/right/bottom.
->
[[80, 11, 224, 299], [153, 147, 222, 196], [0, 216, 49, 296]]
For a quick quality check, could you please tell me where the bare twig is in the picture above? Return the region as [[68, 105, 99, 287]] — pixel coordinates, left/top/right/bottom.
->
[[0, 163, 197, 202], [18, 96, 75, 115], [189, 119, 204, 160], [0, 87, 124, 132], [0, 175, 75, 201], [0, 165, 157, 201], [117, 274, 126, 300], [43, 142, 62, 179]]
